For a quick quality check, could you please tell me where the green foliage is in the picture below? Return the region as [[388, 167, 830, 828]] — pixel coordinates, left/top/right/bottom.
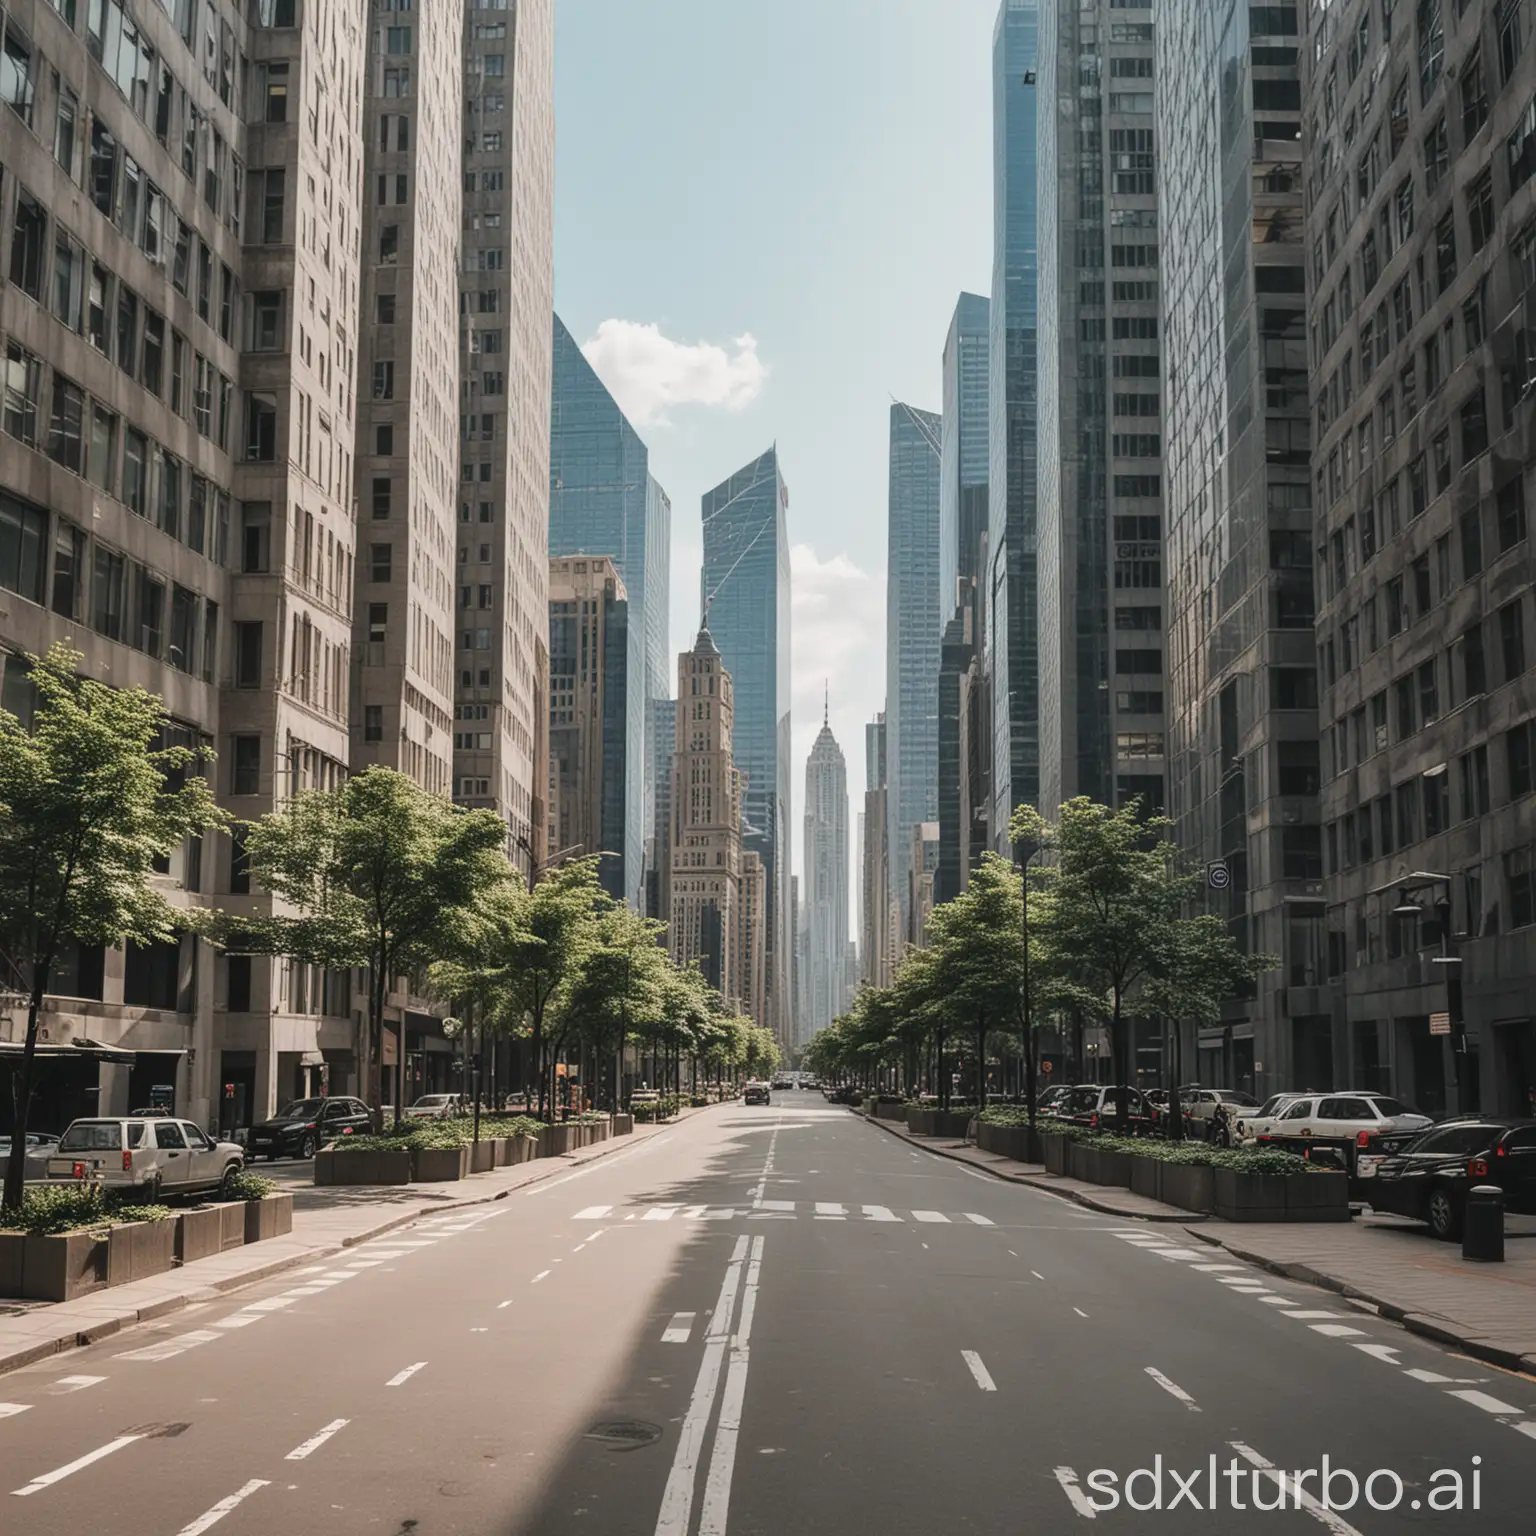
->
[[1043, 1127, 1311, 1175], [220, 1170, 276, 1200], [329, 1114, 547, 1153], [1, 1183, 174, 1235], [632, 1095, 682, 1122]]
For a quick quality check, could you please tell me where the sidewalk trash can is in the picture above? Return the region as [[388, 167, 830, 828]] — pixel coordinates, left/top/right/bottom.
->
[[1462, 1184, 1504, 1263]]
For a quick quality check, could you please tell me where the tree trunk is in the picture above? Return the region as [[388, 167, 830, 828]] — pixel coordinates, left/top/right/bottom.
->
[[2, 981, 48, 1214], [1167, 1016, 1185, 1141], [1111, 988, 1130, 1131], [974, 1019, 986, 1106]]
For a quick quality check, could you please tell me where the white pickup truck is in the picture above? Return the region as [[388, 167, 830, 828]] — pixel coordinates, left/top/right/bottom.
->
[[48, 1116, 244, 1199]]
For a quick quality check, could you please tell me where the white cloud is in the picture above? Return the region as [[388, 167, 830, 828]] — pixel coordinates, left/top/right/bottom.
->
[[581, 320, 769, 427]]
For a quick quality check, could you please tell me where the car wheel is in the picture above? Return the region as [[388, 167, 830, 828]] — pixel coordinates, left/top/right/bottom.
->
[[300, 1133, 317, 1159], [1426, 1186, 1462, 1241], [218, 1164, 238, 1200]]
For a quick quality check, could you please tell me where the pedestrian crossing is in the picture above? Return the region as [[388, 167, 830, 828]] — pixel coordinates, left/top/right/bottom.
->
[[571, 1202, 998, 1226]]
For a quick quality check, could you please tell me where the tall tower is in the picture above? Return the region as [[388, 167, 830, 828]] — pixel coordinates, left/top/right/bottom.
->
[[861, 713, 891, 987], [549, 313, 670, 907], [990, 0, 1042, 835], [455, 0, 556, 869], [803, 697, 850, 1042], [668, 623, 742, 1002], [886, 402, 942, 943], [700, 448, 791, 1043]]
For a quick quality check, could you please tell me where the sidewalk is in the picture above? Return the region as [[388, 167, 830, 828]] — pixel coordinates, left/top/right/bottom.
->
[[0, 1115, 681, 1377], [860, 1109, 1536, 1376]]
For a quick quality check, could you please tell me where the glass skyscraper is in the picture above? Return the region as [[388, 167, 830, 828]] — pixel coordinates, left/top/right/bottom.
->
[[701, 448, 793, 1044], [940, 294, 992, 624], [886, 403, 944, 939], [549, 314, 672, 907], [990, 0, 1042, 837]]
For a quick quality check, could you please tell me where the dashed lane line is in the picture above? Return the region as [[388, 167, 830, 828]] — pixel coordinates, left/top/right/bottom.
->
[[1228, 1442, 1364, 1536], [1144, 1367, 1200, 1411], [385, 1362, 428, 1387], [284, 1418, 349, 1461], [1053, 1466, 1099, 1520], [172, 1479, 269, 1536], [11, 1432, 146, 1497], [961, 1350, 997, 1392]]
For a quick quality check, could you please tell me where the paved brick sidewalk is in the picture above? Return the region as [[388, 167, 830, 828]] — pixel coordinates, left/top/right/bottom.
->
[[0, 1116, 683, 1376]]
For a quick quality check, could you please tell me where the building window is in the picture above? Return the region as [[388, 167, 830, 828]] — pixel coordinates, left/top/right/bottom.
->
[[371, 478, 392, 519], [233, 621, 263, 688], [370, 543, 392, 583], [250, 291, 283, 351], [1461, 389, 1489, 461], [1510, 93, 1536, 191], [91, 546, 125, 639], [375, 424, 393, 456], [2, 342, 41, 447], [364, 705, 383, 742], [1460, 744, 1491, 820], [241, 502, 271, 573], [1497, 479, 1528, 551], [377, 293, 396, 323], [368, 603, 387, 646], [245, 393, 277, 460], [1508, 847, 1536, 928], [372, 361, 394, 399], [232, 735, 260, 796], [1500, 598, 1527, 679]]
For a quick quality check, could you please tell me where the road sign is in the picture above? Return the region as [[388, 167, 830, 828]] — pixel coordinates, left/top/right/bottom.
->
[[1207, 862, 1231, 891], [1429, 1011, 1452, 1036], [1041, 1060, 1053, 1075]]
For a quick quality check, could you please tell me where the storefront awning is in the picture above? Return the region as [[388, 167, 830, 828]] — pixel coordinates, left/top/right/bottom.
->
[[0, 1038, 153, 1066]]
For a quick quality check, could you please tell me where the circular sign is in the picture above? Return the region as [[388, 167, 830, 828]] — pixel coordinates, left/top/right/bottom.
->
[[1207, 861, 1232, 891], [1041, 1060, 1054, 1075]]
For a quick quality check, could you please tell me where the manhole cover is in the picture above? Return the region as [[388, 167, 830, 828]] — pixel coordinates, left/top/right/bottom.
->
[[584, 1420, 663, 1451]]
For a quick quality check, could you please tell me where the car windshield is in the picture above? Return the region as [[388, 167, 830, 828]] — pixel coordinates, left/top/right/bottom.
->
[[1367, 1097, 1415, 1117], [414, 1096, 453, 1107], [1217, 1091, 1260, 1106], [1253, 1095, 1290, 1117], [278, 1099, 325, 1119], [58, 1122, 123, 1152]]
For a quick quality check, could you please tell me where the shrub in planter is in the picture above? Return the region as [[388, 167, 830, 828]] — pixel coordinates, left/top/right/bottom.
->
[[1213, 1167, 1289, 1222]]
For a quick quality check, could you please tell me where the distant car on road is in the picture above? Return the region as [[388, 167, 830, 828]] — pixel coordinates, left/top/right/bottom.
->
[[1364, 1119, 1536, 1239], [403, 1094, 465, 1122], [744, 1082, 772, 1106], [250, 1096, 373, 1160], [48, 1118, 242, 1199]]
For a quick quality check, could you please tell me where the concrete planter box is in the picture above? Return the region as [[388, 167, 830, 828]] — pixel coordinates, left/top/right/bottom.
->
[[1284, 1169, 1350, 1223], [977, 1123, 1037, 1163], [245, 1192, 293, 1243], [1068, 1142, 1097, 1183], [905, 1107, 973, 1138], [539, 1125, 577, 1158], [1129, 1154, 1162, 1202], [107, 1218, 176, 1285], [469, 1141, 496, 1174], [508, 1135, 537, 1164], [315, 1148, 412, 1185], [1214, 1168, 1290, 1222], [1157, 1163, 1216, 1214], [1041, 1131, 1071, 1175], [590, 1121, 610, 1143], [174, 1206, 226, 1265], [0, 1230, 25, 1296], [410, 1146, 469, 1183], [21, 1230, 108, 1301], [612, 1114, 634, 1136], [875, 1100, 907, 1122], [218, 1201, 248, 1251]]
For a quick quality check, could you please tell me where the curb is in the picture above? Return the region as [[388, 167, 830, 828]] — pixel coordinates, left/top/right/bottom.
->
[[857, 1110, 1199, 1223], [0, 1117, 679, 1378], [1185, 1226, 1536, 1378]]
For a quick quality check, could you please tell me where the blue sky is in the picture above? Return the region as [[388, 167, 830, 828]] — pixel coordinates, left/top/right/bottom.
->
[[553, 0, 998, 876]]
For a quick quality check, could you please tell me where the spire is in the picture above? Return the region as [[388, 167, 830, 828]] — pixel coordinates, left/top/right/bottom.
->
[[823, 680, 829, 728]]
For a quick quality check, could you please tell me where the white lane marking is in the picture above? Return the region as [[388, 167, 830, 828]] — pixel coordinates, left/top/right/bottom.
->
[[51, 1376, 106, 1394], [1310, 1324, 1367, 1337], [1144, 1367, 1200, 1411], [1053, 1466, 1098, 1520], [961, 1350, 997, 1391], [643, 1205, 683, 1222], [653, 1236, 750, 1536], [1257, 1295, 1298, 1306], [213, 1315, 262, 1329], [385, 1362, 427, 1388], [115, 1329, 220, 1361], [662, 1312, 696, 1344], [1031, 1270, 1045, 1281], [1073, 1307, 1089, 1318], [680, 1205, 708, 1219], [1353, 1344, 1401, 1363], [964, 1212, 995, 1226], [11, 1432, 144, 1496], [242, 1297, 296, 1312], [284, 1418, 349, 1461], [960, 1166, 992, 1181], [862, 1204, 898, 1221], [759, 1200, 794, 1212], [1151, 1248, 1206, 1260], [1449, 1389, 1523, 1415], [814, 1202, 846, 1217], [283, 1285, 331, 1297], [498, 1299, 514, 1309], [912, 1210, 949, 1223], [1189, 1263, 1247, 1273], [697, 1236, 766, 1535], [1229, 1442, 1364, 1536], [0, 1404, 30, 1419], [531, 1270, 551, 1283], [319, 1270, 359, 1281], [344, 1259, 385, 1269], [1284, 1310, 1347, 1320], [172, 1479, 270, 1536], [1216, 1276, 1265, 1286], [1512, 1422, 1536, 1442]]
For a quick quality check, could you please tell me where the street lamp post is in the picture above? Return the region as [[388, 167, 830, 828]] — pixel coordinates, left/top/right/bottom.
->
[[1014, 835, 1041, 1130], [1382, 870, 1466, 1112]]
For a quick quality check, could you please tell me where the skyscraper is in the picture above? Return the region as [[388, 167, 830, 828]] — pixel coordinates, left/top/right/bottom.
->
[[701, 447, 792, 1043], [547, 555, 630, 903], [802, 702, 850, 1043], [548, 313, 671, 906], [455, 0, 556, 870], [989, 0, 1041, 835], [1157, 0, 1313, 1096], [1038, 1, 1167, 819], [937, 293, 991, 902], [886, 402, 942, 942], [861, 713, 891, 987]]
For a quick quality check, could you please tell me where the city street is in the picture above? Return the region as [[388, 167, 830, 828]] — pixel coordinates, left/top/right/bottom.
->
[[2, 1102, 1533, 1534]]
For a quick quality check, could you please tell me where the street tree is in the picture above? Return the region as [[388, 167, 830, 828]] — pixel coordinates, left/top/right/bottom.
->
[[233, 766, 509, 1125], [0, 644, 225, 1212]]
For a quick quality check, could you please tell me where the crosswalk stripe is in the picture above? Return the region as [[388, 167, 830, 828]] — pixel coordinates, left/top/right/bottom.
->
[[815, 1202, 846, 1216], [760, 1199, 795, 1212], [964, 1213, 994, 1226], [912, 1210, 950, 1223], [115, 1329, 220, 1361], [862, 1204, 899, 1221], [575, 1205, 613, 1219], [643, 1205, 682, 1222], [662, 1312, 695, 1343], [0, 1404, 30, 1419]]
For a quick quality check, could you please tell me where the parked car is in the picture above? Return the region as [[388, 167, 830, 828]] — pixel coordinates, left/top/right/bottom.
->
[[1054, 1084, 1158, 1135], [771, 1078, 793, 1091], [403, 1093, 465, 1122], [1364, 1119, 1536, 1239], [744, 1081, 772, 1106], [249, 1096, 373, 1159], [1181, 1088, 1261, 1125], [1250, 1092, 1434, 1172], [48, 1117, 243, 1199], [1234, 1092, 1308, 1143], [0, 1132, 60, 1182], [824, 1084, 862, 1105], [1035, 1084, 1073, 1117]]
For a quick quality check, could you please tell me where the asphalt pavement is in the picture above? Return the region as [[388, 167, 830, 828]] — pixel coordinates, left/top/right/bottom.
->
[[1, 1101, 1533, 1534]]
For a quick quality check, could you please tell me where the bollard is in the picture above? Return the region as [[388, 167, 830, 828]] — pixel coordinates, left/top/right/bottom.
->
[[1462, 1184, 1505, 1263]]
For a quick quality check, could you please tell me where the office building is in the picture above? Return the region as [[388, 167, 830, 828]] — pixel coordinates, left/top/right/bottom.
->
[[0, 0, 367, 1131], [455, 0, 555, 873], [802, 702, 850, 1042], [885, 401, 942, 939], [737, 848, 767, 1031], [1304, 0, 1536, 1118], [700, 446, 791, 1043], [1038, 0, 1168, 818], [990, 0, 1042, 834], [907, 821, 941, 952], [1157, 0, 1314, 1096], [549, 311, 670, 906], [860, 712, 891, 987], [547, 555, 629, 903], [645, 693, 674, 922]]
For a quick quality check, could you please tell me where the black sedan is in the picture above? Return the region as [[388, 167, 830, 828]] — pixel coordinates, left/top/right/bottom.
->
[[1364, 1118, 1536, 1240], [248, 1096, 373, 1159]]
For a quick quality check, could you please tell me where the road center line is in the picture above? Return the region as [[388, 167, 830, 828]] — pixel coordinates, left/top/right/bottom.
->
[[0, 1404, 30, 1419], [1073, 1307, 1089, 1318], [698, 1236, 766, 1535], [1144, 1367, 1200, 1411], [172, 1479, 270, 1536], [1229, 1442, 1364, 1536], [1053, 1466, 1099, 1520], [662, 1312, 696, 1344], [285, 1418, 349, 1461], [961, 1350, 997, 1391], [532, 1270, 551, 1283], [385, 1362, 427, 1387], [11, 1433, 145, 1496]]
